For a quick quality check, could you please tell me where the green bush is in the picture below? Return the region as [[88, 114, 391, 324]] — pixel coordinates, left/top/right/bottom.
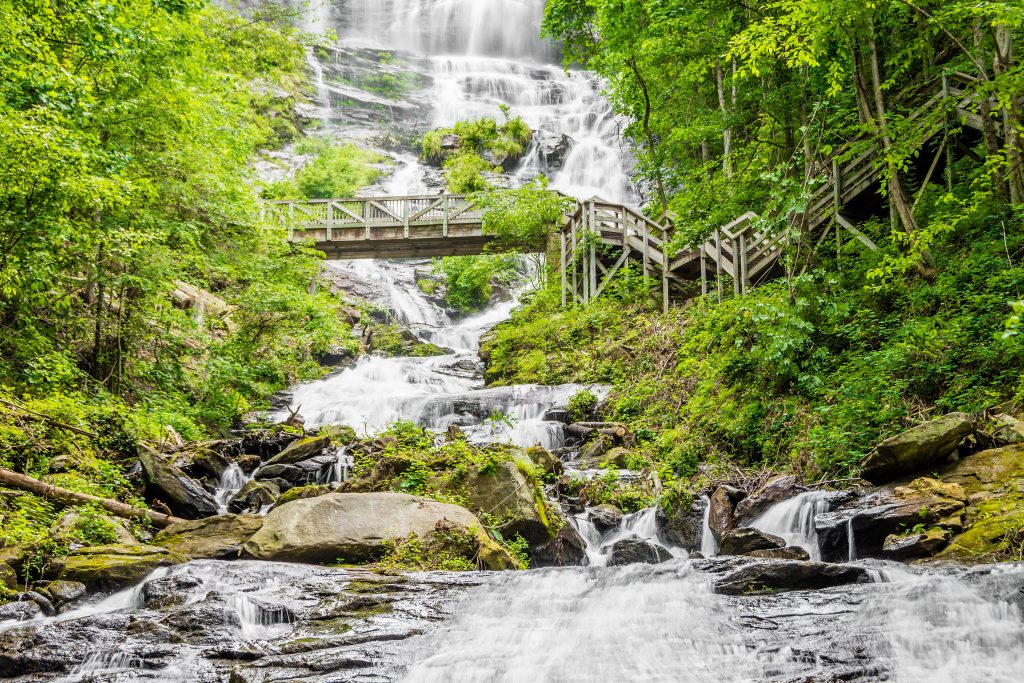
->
[[265, 139, 385, 199]]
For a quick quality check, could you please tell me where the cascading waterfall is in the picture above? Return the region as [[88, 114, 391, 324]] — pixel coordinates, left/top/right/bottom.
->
[[213, 463, 250, 515], [747, 490, 833, 561], [699, 495, 718, 557]]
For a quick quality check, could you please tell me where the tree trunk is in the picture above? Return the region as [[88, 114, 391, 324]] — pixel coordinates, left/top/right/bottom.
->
[[993, 24, 1023, 204], [974, 20, 1008, 201], [628, 58, 668, 212], [715, 62, 733, 178], [0, 467, 187, 529]]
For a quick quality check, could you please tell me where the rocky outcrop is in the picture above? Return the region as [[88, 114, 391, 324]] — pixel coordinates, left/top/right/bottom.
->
[[607, 539, 672, 566], [733, 475, 803, 525], [526, 446, 563, 475], [154, 514, 265, 559], [657, 499, 706, 550], [745, 546, 811, 561], [264, 436, 331, 467], [534, 130, 574, 170], [883, 528, 949, 560], [0, 562, 16, 589], [243, 492, 515, 569], [229, 480, 280, 513], [589, 504, 624, 533], [860, 412, 975, 484], [718, 528, 786, 556], [137, 447, 219, 518], [465, 461, 551, 545], [56, 544, 188, 588], [530, 522, 588, 567], [700, 558, 871, 595], [708, 485, 745, 541]]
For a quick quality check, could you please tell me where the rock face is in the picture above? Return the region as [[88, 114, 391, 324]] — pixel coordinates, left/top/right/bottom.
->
[[860, 412, 975, 484], [229, 480, 280, 513], [56, 544, 188, 588], [465, 461, 551, 545], [708, 486, 745, 541], [138, 447, 219, 518], [530, 522, 588, 568], [705, 558, 871, 595], [746, 546, 811, 561], [733, 475, 803, 525], [243, 492, 515, 569], [657, 499, 706, 550], [607, 539, 672, 566], [154, 514, 265, 560], [718, 528, 786, 556], [589, 504, 624, 533], [264, 436, 331, 467], [883, 528, 949, 560]]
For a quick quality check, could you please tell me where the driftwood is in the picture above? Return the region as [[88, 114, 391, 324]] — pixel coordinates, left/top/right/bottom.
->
[[0, 467, 186, 529]]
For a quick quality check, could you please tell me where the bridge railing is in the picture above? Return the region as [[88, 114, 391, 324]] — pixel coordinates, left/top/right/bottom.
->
[[264, 194, 485, 240]]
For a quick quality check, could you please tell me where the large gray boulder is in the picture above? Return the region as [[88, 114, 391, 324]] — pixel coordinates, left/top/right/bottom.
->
[[229, 480, 280, 514], [465, 461, 551, 545], [704, 558, 871, 595], [154, 514, 265, 560], [657, 499, 706, 550], [55, 544, 188, 589], [607, 539, 672, 566], [243, 492, 515, 569], [718, 528, 786, 556], [138, 448, 219, 518], [860, 412, 975, 484], [708, 485, 744, 541], [263, 436, 331, 467]]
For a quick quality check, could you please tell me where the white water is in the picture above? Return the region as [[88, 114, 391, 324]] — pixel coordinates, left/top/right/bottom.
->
[[213, 463, 250, 515], [573, 508, 688, 567], [699, 495, 718, 557], [748, 491, 833, 562]]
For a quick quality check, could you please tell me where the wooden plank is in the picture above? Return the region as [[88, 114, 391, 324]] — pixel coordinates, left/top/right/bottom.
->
[[836, 214, 878, 251], [560, 230, 567, 307]]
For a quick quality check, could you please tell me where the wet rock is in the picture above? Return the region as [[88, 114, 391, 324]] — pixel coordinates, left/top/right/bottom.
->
[[239, 429, 299, 460], [229, 480, 281, 513], [466, 461, 551, 545], [154, 514, 265, 560], [860, 412, 975, 484], [274, 483, 331, 509], [25, 590, 55, 616], [534, 129, 574, 170], [718, 527, 786, 556], [745, 546, 811, 561], [243, 492, 516, 569], [733, 475, 804, 525], [236, 454, 263, 474], [607, 538, 672, 566], [589, 503, 624, 533], [708, 558, 871, 595], [531, 521, 588, 567], [657, 499, 706, 550], [187, 447, 232, 479], [264, 436, 331, 467], [577, 444, 628, 470], [254, 463, 304, 483], [318, 344, 355, 367], [142, 573, 203, 609], [883, 528, 949, 560], [163, 593, 243, 644], [526, 445, 563, 475], [709, 485, 745, 541], [138, 446, 220, 518], [0, 598, 41, 621], [38, 580, 86, 606], [56, 544, 188, 589]]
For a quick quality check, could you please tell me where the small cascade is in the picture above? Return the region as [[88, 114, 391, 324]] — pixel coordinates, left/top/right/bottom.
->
[[749, 491, 833, 561], [846, 516, 858, 562], [573, 507, 686, 567], [699, 495, 718, 557], [60, 652, 147, 682], [318, 447, 355, 485], [214, 463, 250, 515]]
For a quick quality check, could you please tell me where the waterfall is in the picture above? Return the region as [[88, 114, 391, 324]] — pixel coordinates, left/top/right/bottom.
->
[[213, 463, 250, 515], [699, 495, 718, 557], [747, 491, 832, 562], [572, 507, 687, 567]]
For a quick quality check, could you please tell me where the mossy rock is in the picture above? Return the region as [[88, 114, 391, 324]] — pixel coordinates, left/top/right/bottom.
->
[[56, 544, 188, 589], [0, 562, 16, 590], [154, 514, 265, 560], [409, 342, 447, 357], [525, 446, 563, 475], [264, 436, 331, 466], [320, 425, 357, 446], [276, 484, 331, 508]]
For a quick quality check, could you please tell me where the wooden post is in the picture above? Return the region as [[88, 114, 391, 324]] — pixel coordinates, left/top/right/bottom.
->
[[738, 232, 748, 295], [560, 230, 567, 308], [589, 202, 598, 300], [571, 214, 578, 306], [732, 237, 742, 296], [642, 222, 649, 278], [403, 199, 410, 239], [661, 245, 669, 313], [715, 229, 724, 303], [443, 195, 449, 237], [700, 251, 708, 296], [327, 202, 333, 242], [363, 199, 371, 240]]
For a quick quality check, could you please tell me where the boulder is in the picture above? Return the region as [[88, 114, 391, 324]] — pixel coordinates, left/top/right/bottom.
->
[[860, 412, 975, 484], [0, 599, 40, 622], [321, 424, 357, 446], [263, 436, 331, 467], [883, 528, 949, 561], [718, 528, 786, 556], [229, 480, 280, 514], [530, 522, 588, 567], [745, 546, 810, 561], [733, 475, 803, 525], [56, 544, 188, 589], [708, 485, 745, 542], [0, 562, 17, 589], [576, 435, 611, 466], [37, 580, 86, 606], [154, 514, 265, 560], [52, 511, 138, 546], [657, 499, 705, 550], [607, 539, 672, 566], [534, 130, 574, 170], [318, 345, 354, 368], [142, 574, 202, 609], [466, 461, 551, 545], [526, 446, 563, 476], [186, 447, 231, 479], [254, 463, 304, 484], [243, 492, 515, 569], [239, 429, 299, 460], [236, 454, 262, 474], [711, 559, 870, 595], [274, 484, 331, 508], [589, 504, 624, 533], [138, 447, 219, 519]]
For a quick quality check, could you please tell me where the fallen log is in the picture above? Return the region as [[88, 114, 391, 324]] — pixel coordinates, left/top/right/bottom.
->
[[0, 467, 187, 529], [564, 422, 629, 439]]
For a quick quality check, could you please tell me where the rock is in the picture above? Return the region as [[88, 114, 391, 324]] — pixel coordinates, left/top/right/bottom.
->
[[141, 574, 202, 609], [577, 435, 610, 464], [589, 504, 624, 533], [530, 522, 588, 567], [254, 463, 305, 484], [187, 447, 232, 479], [534, 130, 574, 170], [229, 480, 281, 514], [0, 562, 17, 589], [318, 345, 354, 367], [264, 436, 331, 467], [154, 514, 265, 560], [138, 447, 219, 519], [657, 499, 706, 550], [711, 559, 871, 595], [894, 477, 967, 503], [466, 461, 551, 545], [56, 544, 188, 589], [274, 484, 331, 508], [883, 528, 949, 560], [607, 539, 672, 566], [440, 133, 461, 151], [0, 599, 40, 622], [39, 580, 86, 605], [718, 527, 786, 556], [25, 591, 55, 616], [321, 424, 357, 446], [745, 546, 811, 561], [243, 492, 515, 569], [526, 446, 563, 475], [52, 511, 138, 546], [733, 475, 804, 525], [239, 429, 299, 460], [708, 485, 745, 541], [236, 454, 263, 474], [860, 412, 975, 484]]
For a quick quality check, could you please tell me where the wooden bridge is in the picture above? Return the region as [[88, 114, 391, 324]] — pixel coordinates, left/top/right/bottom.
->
[[267, 73, 986, 310]]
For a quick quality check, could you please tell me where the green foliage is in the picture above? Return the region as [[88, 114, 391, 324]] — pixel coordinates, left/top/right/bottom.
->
[[264, 138, 384, 199], [422, 115, 532, 193], [476, 177, 578, 251], [567, 390, 598, 422], [502, 533, 531, 569], [376, 531, 476, 572], [443, 153, 496, 194], [432, 255, 519, 313]]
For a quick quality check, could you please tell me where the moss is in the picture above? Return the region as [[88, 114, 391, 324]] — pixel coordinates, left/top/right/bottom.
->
[[409, 343, 446, 357], [277, 484, 331, 506], [939, 494, 1024, 561]]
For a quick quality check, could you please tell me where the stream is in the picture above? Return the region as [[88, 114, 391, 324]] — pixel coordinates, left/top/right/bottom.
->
[[1, 1, 1022, 681]]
